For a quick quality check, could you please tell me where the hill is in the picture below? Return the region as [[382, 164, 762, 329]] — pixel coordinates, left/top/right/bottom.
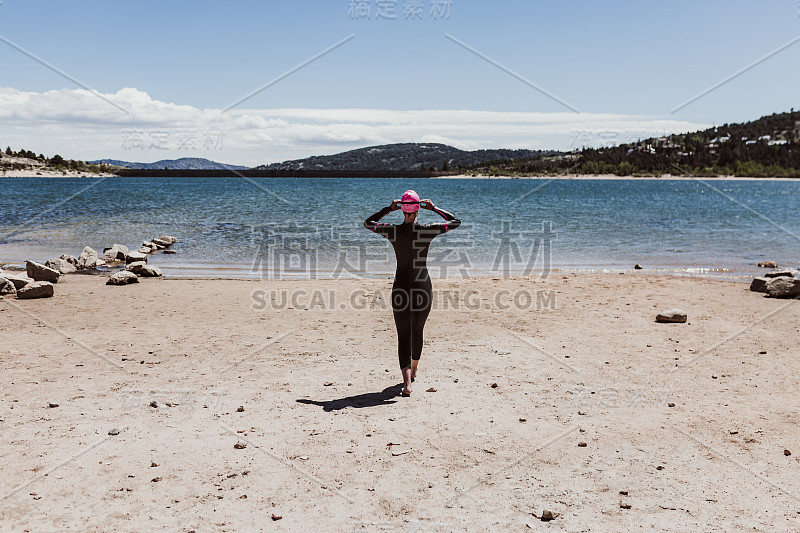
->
[[254, 143, 557, 172], [464, 110, 800, 177], [88, 157, 248, 171]]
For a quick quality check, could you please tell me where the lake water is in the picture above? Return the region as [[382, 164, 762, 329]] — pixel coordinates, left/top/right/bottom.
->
[[1, 177, 798, 280]]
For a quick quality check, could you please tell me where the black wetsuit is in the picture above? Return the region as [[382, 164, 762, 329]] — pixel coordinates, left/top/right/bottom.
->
[[364, 206, 461, 369]]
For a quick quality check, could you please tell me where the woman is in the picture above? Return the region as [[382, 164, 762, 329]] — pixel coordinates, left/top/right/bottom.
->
[[364, 190, 461, 396]]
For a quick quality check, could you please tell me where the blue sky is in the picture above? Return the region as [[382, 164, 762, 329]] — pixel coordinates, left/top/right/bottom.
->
[[1, 0, 799, 165]]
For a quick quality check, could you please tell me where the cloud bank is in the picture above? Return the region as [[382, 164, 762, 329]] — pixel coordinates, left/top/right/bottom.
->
[[0, 87, 710, 166]]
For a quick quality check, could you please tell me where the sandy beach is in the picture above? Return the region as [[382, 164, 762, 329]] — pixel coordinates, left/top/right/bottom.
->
[[1, 272, 799, 532]]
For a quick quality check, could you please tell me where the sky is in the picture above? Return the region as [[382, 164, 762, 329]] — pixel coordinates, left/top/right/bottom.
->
[[1, 0, 799, 166]]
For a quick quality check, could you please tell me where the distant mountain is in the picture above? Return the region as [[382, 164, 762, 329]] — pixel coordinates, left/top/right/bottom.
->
[[254, 143, 557, 171], [88, 157, 248, 171]]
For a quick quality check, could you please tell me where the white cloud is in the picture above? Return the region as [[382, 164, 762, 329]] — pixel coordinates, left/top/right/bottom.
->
[[0, 87, 710, 166]]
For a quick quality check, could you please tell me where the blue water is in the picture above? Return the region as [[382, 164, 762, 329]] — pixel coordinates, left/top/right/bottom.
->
[[0, 177, 798, 280]]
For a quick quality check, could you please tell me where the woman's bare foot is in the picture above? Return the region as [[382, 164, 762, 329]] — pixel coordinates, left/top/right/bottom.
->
[[410, 360, 419, 382], [401, 366, 412, 396]]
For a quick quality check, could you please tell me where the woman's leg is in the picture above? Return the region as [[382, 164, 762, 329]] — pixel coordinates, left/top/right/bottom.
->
[[392, 286, 413, 394], [409, 283, 433, 380]]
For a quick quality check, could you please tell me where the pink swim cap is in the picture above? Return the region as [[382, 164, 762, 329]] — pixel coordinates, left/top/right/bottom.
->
[[400, 190, 420, 213]]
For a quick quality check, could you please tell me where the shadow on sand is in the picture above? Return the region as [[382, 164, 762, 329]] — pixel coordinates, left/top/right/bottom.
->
[[296, 384, 403, 412]]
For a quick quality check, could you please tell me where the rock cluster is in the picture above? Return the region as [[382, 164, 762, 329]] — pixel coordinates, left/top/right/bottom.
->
[[2, 235, 176, 298], [750, 268, 800, 299]]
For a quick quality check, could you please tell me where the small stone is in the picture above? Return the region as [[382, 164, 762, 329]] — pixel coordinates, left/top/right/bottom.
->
[[163, 250, 177, 254], [578, 442, 587, 447], [749, 277, 770, 293], [785, 449, 792, 456], [323, 382, 333, 386], [271, 514, 282, 521], [26, 260, 61, 283], [48, 403, 59, 408], [239, 494, 247, 499], [766, 277, 800, 299], [656, 309, 687, 323], [656, 465, 664, 470], [620, 502, 632, 509], [426, 388, 437, 393], [237, 406, 244, 412], [619, 491, 628, 495], [107, 271, 139, 286], [668, 403, 676, 407], [234, 442, 247, 449], [151, 477, 162, 482], [764, 269, 795, 278], [519, 417, 527, 422], [712, 375, 718, 379], [149, 400, 158, 408], [540, 510, 559, 521], [151, 462, 158, 467], [634, 263, 643, 269], [758, 261, 777, 268], [490, 383, 498, 388], [108, 428, 120, 435]]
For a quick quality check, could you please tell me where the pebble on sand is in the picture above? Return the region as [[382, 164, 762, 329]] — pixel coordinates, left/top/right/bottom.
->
[[634, 264, 643, 269], [758, 261, 777, 268], [108, 428, 120, 435], [785, 449, 792, 456], [237, 406, 245, 412], [271, 514, 282, 521], [234, 442, 247, 449], [48, 402, 59, 408], [540, 510, 559, 521], [656, 309, 687, 323], [578, 442, 588, 447]]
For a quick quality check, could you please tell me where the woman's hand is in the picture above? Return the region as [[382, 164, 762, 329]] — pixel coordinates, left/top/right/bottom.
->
[[420, 199, 435, 211], [390, 199, 402, 211]]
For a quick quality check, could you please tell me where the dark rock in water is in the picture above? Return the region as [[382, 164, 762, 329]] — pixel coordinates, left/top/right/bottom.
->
[[26, 261, 61, 283], [656, 309, 687, 323], [634, 264, 643, 270], [101, 244, 129, 262], [163, 250, 177, 254], [158, 235, 178, 245], [77, 246, 98, 269], [758, 261, 777, 268], [107, 271, 139, 285], [45, 258, 77, 274], [125, 251, 148, 264], [151, 238, 172, 247], [750, 277, 770, 293], [0, 276, 17, 297], [17, 281, 55, 299], [766, 277, 800, 299], [764, 269, 796, 278]]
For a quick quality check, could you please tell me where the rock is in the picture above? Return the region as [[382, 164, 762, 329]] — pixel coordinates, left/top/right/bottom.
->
[[138, 246, 154, 254], [490, 383, 498, 388], [620, 502, 632, 509], [237, 406, 244, 412], [108, 428, 120, 435], [48, 402, 59, 408], [765, 277, 800, 299], [101, 244, 129, 262], [758, 261, 777, 268], [149, 400, 158, 408], [45, 258, 77, 274], [17, 281, 55, 299], [271, 514, 282, 521], [106, 271, 139, 286], [58, 254, 78, 266], [139, 265, 162, 277], [578, 442, 588, 447], [125, 261, 147, 274], [26, 261, 61, 283], [656, 309, 687, 323], [163, 250, 177, 254], [750, 277, 770, 293], [426, 388, 437, 393], [0, 277, 16, 297], [541, 510, 559, 521], [234, 442, 247, 449], [2, 273, 33, 290], [764, 269, 796, 278], [157, 235, 178, 245], [77, 246, 98, 269], [152, 238, 172, 247], [125, 251, 148, 264], [784, 449, 792, 456], [634, 263, 643, 269], [151, 477, 162, 483]]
